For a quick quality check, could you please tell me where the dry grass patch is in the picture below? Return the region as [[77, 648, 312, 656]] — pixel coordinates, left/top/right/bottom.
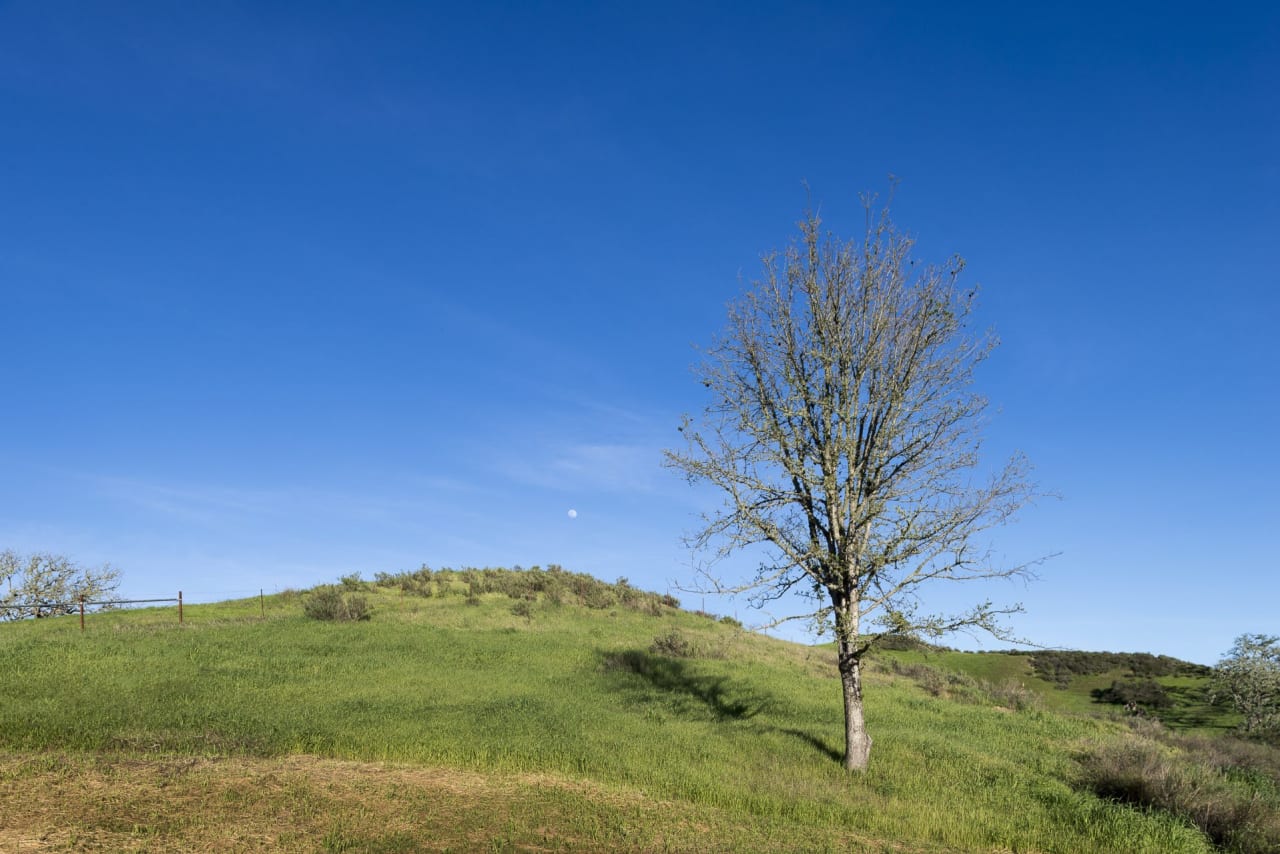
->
[[1077, 731, 1280, 853], [0, 752, 919, 853]]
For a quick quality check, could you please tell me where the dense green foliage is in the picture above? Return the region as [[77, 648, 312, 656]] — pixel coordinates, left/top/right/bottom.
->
[[1030, 650, 1211, 687], [0, 570, 1275, 851], [1213, 634, 1280, 738], [1093, 678, 1175, 710]]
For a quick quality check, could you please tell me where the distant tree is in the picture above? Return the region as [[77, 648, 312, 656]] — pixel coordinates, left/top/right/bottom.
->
[[0, 550, 122, 620], [666, 193, 1042, 771], [1092, 678, 1173, 710], [1212, 633, 1280, 738]]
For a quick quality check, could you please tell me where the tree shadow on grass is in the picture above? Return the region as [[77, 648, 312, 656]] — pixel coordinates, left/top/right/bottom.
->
[[778, 727, 843, 763], [602, 650, 764, 720], [600, 649, 843, 762]]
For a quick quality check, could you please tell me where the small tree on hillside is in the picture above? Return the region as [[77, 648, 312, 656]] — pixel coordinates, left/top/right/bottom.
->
[[0, 550, 122, 620], [666, 193, 1041, 771], [1212, 633, 1280, 738]]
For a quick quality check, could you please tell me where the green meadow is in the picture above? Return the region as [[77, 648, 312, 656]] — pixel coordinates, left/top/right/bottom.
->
[[0, 568, 1275, 852]]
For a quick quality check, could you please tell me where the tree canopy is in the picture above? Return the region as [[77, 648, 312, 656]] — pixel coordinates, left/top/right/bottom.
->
[[1, 550, 122, 620], [1213, 633, 1280, 739], [667, 194, 1040, 770]]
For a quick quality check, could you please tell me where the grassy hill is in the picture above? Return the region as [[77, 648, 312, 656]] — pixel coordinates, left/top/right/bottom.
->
[[868, 643, 1234, 732], [0, 567, 1275, 852]]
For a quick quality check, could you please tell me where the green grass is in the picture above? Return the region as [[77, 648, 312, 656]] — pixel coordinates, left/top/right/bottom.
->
[[0, 576, 1253, 851], [871, 645, 1239, 732]]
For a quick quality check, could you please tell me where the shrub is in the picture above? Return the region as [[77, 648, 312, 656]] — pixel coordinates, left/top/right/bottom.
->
[[885, 659, 1040, 711], [984, 678, 1041, 712], [887, 660, 948, 696], [303, 586, 370, 622], [510, 599, 534, 622], [614, 576, 639, 607], [916, 666, 950, 697], [336, 564, 685, 619], [876, 633, 929, 652], [1078, 738, 1280, 853], [1079, 724, 1280, 853], [1093, 678, 1173, 710], [651, 629, 694, 658], [576, 580, 615, 610], [372, 566, 435, 597]]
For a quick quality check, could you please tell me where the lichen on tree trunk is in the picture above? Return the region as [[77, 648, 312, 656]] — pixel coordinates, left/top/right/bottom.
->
[[836, 608, 872, 771]]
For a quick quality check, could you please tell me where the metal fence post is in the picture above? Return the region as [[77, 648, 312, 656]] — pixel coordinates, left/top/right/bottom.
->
[[178, 590, 183, 624]]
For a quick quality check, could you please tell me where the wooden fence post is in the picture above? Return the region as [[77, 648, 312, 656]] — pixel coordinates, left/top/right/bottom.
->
[[79, 596, 85, 632], [178, 590, 183, 624]]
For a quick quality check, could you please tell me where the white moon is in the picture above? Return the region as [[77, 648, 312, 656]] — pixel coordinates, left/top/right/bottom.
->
[[567, 509, 578, 519]]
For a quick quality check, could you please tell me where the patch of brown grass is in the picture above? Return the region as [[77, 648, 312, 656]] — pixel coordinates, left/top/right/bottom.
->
[[0, 752, 922, 853]]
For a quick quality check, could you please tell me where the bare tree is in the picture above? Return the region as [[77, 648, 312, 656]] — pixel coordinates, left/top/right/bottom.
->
[[666, 194, 1040, 771], [1, 550, 122, 620]]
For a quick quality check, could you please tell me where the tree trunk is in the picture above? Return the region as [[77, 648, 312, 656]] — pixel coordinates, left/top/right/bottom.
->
[[835, 603, 872, 771], [838, 650, 872, 770]]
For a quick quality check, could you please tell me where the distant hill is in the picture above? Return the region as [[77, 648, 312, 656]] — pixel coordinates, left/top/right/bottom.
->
[[864, 643, 1233, 734], [0, 566, 1273, 852]]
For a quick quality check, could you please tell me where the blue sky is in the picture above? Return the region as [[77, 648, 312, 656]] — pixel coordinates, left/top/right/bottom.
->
[[1, 1, 1275, 664]]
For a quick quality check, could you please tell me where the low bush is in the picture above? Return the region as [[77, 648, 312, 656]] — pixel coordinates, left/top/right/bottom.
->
[[885, 659, 1040, 710], [368, 566, 679, 615], [986, 678, 1042, 712], [1092, 678, 1173, 710], [875, 633, 930, 652], [303, 586, 370, 622], [372, 566, 434, 597], [1079, 735, 1280, 853], [651, 629, 694, 658], [339, 573, 367, 591]]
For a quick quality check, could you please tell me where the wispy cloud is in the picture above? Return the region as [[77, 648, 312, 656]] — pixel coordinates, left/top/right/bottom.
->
[[492, 442, 667, 494], [79, 472, 482, 533]]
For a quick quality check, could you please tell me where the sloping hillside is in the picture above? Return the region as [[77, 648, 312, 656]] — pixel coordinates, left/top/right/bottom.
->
[[868, 643, 1232, 732], [0, 567, 1266, 851]]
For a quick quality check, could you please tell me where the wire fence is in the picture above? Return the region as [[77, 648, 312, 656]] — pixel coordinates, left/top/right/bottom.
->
[[3, 590, 274, 631], [1, 593, 182, 630]]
